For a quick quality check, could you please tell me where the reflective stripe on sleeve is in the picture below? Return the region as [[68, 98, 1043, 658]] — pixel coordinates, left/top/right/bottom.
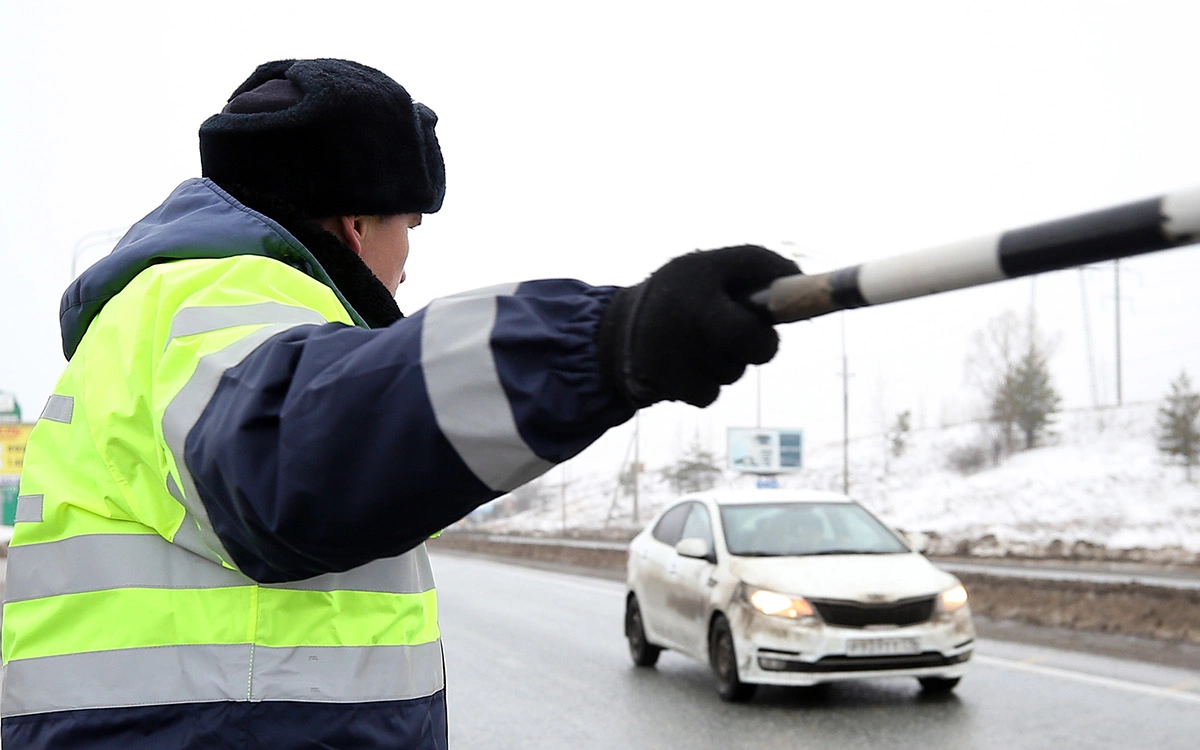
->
[[167, 302, 329, 349], [38, 395, 74, 424], [1, 640, 444, 716], [161, 310, 324, 564], [4, 535, 433, 602], [14, 495, 43, 524], [421, 284, 554, 491]]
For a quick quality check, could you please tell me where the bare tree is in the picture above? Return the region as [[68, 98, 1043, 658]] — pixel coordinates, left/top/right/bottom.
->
[[889, 410, 912, 458], [507, 477, 547, 515], [965, 311, 1061, 455], [964, 311, 1023, 452]]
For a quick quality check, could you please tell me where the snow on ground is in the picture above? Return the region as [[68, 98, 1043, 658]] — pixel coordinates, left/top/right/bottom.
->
[[468, 402, 1200, 564]]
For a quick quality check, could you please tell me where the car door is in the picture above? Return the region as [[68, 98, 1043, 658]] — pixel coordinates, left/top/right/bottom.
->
[[633, 501, 692, 647], [664, 502, 718, 659]]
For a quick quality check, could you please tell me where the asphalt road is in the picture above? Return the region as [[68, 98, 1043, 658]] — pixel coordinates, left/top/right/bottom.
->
[[434, 552, 1200, 750]]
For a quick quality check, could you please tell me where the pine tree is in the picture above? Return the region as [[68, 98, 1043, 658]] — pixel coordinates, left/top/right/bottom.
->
[[993, 340, 1061, 450], [1157, 370, 1200, 482], [661, 442, 723, 494]]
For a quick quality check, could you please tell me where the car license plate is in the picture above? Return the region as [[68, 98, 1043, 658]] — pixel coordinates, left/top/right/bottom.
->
[[845, 637, 920, 657]]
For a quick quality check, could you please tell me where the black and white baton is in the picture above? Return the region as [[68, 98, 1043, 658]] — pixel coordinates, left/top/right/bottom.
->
[[750, 187, 1200, 324]]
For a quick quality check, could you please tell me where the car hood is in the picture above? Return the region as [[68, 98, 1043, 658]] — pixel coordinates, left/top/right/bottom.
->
[[727, 553, 959, 602]]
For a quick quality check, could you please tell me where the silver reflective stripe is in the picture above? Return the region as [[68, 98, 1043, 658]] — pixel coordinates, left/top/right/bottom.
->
[[421, 283, 553, 491], [252, 641, 444, 702], [1, 641, 444, 717], [5, 534, 432, 602], [3, 534, 250, 602], [39, 395, 73, 424], [162, 317, 322, 563], [14, 495, 43, 524], [168, 302, 328, 350], [266, 545, 434, 595], [2, 644, 252, 716]]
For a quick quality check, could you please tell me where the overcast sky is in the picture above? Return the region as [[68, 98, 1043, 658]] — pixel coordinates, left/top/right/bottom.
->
[[3, 0, 1200, 478]]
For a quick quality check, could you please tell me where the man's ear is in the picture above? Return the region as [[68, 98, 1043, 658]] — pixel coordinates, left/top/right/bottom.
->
[[337, 216, 366, 257], [318, 216, 366, 257]]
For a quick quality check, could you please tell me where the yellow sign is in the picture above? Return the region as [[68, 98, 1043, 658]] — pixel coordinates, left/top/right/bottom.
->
[[0, 423, 33, 475]]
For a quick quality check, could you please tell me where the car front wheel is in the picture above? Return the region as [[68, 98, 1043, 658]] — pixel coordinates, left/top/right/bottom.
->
[[918, 676, 961, 694], [709, 615, 756, 702], [625, 594, 662, 667]]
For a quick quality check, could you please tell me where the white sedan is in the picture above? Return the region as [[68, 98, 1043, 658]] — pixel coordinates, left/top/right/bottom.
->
[[624, 489, 974, 701]]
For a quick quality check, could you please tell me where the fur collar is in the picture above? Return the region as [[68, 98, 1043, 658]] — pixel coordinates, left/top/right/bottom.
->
[[219, 183, 404, 327]]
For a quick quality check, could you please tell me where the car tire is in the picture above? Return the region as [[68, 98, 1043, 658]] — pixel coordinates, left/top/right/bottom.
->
[[918, 676, 961, 694], [625, 595, 662, 667], [709, 615, 756, 702]]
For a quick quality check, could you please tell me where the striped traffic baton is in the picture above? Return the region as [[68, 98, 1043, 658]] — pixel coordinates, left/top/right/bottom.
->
[[751, 187, 1200, 323]]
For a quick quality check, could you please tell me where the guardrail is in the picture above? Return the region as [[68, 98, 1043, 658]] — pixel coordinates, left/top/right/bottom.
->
[[430, 532, 1200, 645]]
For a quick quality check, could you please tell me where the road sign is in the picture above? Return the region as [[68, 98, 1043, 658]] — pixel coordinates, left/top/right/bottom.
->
[[0, 391, 20, 423], [727, 427, 803, 475], [0, 422, 33, 525]]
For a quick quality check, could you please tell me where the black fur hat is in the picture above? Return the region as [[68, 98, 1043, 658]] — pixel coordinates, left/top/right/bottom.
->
[[199, 58, 445, 217]]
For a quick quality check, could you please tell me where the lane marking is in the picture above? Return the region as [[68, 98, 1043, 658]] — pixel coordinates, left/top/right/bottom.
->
[[975, 655, 1200, 705], [1166, 679, 1199, 692]]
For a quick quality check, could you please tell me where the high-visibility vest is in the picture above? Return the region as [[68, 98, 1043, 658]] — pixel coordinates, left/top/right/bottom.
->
[[2, 254, 443, 720]]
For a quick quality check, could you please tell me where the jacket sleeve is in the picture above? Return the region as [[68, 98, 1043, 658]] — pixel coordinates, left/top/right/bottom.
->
[[179, 279, 635, 582]]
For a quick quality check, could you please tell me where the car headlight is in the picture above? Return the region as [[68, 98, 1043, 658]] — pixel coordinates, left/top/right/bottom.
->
[[746, 586, 815, 619], [939, 584, 969, 613]]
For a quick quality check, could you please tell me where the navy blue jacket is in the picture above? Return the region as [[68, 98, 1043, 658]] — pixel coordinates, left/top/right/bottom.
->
[[5, 179, 635, 749]]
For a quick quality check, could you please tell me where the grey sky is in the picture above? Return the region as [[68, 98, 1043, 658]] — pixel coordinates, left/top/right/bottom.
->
[[3, 0, 1199, 475]]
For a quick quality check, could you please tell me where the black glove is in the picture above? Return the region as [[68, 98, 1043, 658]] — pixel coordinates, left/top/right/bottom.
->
[[598, 245, 801, 408]]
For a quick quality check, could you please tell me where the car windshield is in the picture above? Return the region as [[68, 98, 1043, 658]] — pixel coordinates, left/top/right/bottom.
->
[[719, 502, 910, 557]]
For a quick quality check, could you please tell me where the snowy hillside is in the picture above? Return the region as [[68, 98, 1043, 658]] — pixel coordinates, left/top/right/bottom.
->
[[467, 402, 1200, 565]]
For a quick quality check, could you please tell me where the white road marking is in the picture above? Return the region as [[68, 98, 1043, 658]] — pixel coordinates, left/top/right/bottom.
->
[[975, 654, 1200, 705]]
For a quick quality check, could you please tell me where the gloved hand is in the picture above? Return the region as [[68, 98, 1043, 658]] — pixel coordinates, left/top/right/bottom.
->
[[598, 245, 801, 408]]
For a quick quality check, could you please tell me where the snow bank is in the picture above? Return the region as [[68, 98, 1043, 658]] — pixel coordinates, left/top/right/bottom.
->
[[471, 403, 1200, 564]]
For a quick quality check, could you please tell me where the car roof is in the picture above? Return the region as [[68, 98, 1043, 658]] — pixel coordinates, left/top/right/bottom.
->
[[690, 489, 856, 506]]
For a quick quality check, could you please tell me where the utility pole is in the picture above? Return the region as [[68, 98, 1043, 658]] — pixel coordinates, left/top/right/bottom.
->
[[1115, 259, 1123, 406], [839, 312, 849, 495], [755, 367, 762, 428], [632, 412, 640, 523], [559, 464, 570, 536]]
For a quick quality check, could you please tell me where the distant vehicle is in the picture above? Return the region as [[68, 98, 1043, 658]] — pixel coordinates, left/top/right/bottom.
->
[[624, 489, 974, 701]]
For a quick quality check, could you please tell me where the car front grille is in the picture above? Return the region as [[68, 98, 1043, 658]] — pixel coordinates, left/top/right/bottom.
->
[[759, 650, 970, 673], [809, 596, 936, 627]]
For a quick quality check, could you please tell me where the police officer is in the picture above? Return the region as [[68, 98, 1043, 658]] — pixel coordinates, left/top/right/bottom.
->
[[1, 58, 799, 749]]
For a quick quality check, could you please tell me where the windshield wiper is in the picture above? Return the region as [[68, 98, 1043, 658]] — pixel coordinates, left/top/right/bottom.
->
[[806, 549, 903, 556]]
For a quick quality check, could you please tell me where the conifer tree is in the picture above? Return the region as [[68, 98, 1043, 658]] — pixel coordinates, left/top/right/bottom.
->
[[661, 442, 723, 494], [993, 339, 1061, 450], [1157, 370, 1200, 482]]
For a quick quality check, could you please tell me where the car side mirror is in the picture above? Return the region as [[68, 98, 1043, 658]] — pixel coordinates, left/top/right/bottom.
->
[[676, 537, 714, 562]]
